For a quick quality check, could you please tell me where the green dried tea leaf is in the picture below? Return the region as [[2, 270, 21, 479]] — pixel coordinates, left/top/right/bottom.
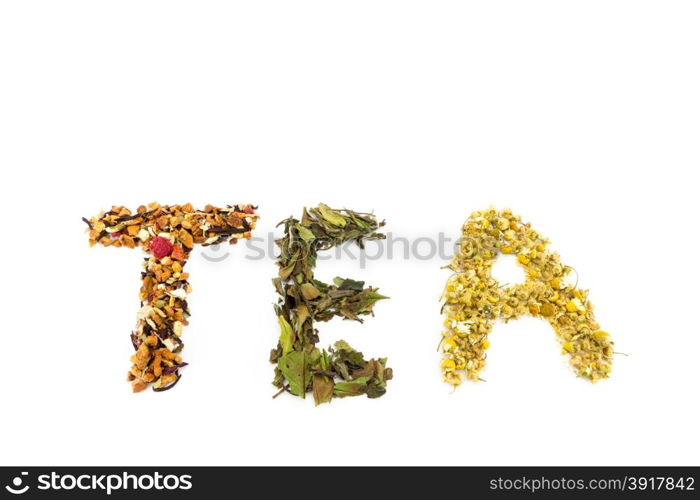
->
[[317, 203, 347, 227], [279, 259, 297, 280], [359, 291, 389, 311], [333, 376, 371, 397], [278, 351, 310, 397], [334, 277, 365, 291], [333, 340, 366, 366], [312, 374, 334, 406], [351, 358, 381, 380], [295, 303, 310, 331], [300, 283, 321, 300], [278, 314, 294, 356], [296, 223, 316, 242], [334, 340, 353, 351], [365, 381, 387, 399]]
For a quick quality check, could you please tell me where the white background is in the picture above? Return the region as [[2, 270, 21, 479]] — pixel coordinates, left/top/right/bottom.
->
[[1, 1, 699, 466]]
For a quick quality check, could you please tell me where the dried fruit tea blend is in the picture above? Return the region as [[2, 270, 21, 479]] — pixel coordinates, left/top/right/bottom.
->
[[440, 208, 613, 386], [83, 202, 258, 392], [270, 204, 392, 405]]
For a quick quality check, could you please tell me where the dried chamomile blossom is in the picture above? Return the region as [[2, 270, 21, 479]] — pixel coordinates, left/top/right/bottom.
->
[[270, 204, 392, 405], [84, 202, 258, 392], [440, 208, 613, 386]]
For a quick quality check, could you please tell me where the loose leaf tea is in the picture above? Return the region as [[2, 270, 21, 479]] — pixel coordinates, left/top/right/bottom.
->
[[84, 202, 258, 392], [440, 208, 613, 386], [270, 204, 392, 405]]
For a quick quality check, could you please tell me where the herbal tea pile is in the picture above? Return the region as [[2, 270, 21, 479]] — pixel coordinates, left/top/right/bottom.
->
[[83, 202, 258, 392], [270, 204, 392, 405], [440, 208, 613, 386]]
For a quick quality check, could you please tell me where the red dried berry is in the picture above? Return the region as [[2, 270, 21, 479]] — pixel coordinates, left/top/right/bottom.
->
[[243, 206, 255, 214], [149, 236, 173, 259]]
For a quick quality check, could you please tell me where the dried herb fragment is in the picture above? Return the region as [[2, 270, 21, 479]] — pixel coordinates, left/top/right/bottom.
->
[[84, 202, 258, 392], [270, 204, 392, 405], [440, 208, 614, 386]]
